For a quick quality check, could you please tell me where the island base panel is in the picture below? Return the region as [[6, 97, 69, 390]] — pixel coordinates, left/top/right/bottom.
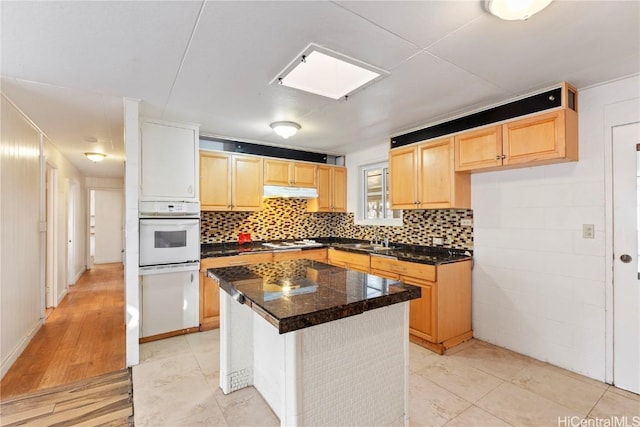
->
[[221, 292, 410, 427], [220, 292, 254, 394]]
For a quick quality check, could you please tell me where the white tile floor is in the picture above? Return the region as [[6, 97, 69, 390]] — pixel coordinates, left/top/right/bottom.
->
[[133, 330, 639, 426]]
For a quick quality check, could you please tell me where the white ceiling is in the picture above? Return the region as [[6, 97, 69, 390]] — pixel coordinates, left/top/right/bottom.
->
[[1, 1, 638, 178]]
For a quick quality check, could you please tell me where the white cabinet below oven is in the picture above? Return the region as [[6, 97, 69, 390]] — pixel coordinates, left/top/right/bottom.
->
[[140, 119, 199, 201], [140, 268, 199, 340]]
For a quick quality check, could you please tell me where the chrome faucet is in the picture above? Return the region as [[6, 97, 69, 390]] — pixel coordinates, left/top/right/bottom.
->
[[371, 229, 389, 247], [371, 229, 381, 245]]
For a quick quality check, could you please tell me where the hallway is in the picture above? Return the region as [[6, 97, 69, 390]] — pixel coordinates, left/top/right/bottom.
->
[[0, 264, 126, 399]]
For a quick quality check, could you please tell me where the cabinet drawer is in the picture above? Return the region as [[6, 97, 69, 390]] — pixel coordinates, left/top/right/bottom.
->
[[328, 249, 370, 272], [370, 256, 436, 282], [273, 248, 328, 262], [200, 253, 273, 270], [370, 268, 399, 280]]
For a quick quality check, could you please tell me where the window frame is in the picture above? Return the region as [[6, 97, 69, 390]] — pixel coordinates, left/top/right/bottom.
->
[[356, 161, 402, 226]]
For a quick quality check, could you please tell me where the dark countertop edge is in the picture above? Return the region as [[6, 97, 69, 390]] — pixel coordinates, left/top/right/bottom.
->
[[211, 269, 422, 334], [201, 238, 472, 266]]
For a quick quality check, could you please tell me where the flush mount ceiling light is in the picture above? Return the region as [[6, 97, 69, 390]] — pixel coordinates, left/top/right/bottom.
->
[[271, 43, 390, 100], [484, 0, 552, 20], [270, 121, 301, 139], [84, 152, 106, 162]]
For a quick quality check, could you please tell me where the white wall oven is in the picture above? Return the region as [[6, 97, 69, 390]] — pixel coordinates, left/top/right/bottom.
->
[[139, 218, 199, 267], [139, 201, 200, 340]]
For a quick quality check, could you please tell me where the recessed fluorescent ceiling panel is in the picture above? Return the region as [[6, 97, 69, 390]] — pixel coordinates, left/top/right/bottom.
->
[[273, 44, 389, 100]]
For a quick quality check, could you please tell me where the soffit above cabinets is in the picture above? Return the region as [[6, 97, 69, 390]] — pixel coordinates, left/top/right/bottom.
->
[[1, 1, 638, 178]]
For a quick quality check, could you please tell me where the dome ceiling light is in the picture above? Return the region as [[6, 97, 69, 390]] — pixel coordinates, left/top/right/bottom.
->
[[84, 152, 107, 162], [484, 0, 553, 20], [270, 121, 301, 139]]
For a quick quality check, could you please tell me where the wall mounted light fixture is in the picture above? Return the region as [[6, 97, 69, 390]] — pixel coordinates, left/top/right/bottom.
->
[[84, 152, 107, 162], [270, 121, 301, 139]]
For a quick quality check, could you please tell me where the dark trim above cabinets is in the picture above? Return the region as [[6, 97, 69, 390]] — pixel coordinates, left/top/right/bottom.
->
[[200, 136, 335, 164], [391, 86, 576, 149]]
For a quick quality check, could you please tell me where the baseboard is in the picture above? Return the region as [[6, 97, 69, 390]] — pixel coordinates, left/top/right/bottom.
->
[[69, 267, 85, 286], [56, 288, 68, 306], [1, 318, 43, 379]]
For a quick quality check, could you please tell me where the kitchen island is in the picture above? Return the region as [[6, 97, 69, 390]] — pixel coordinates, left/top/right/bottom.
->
[[208, 259, 421, 427]]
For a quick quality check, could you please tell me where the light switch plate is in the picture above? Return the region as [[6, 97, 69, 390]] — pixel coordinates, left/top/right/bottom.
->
[[461, 219, 473, 227], [583, 224, 595, 239], [433, 237, 444, 245]]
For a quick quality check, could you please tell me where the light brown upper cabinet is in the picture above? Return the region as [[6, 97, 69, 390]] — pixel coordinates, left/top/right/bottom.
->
[[389, 137, 470, 210], [455, 95, 578, 172], [308, 165, 347, 212], [264, 159, 317, 187], [200, 151, 263, 211], [452, 125, 503, 171]]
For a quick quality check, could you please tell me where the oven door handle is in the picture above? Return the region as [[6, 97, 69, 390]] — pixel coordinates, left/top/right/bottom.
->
[[139, 261, 200, 275]]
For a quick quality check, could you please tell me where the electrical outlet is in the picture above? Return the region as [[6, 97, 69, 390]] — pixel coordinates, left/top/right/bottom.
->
[[432, 237, 444, 245], [583, 224, 595, 239], [460, 219, 473, 227]]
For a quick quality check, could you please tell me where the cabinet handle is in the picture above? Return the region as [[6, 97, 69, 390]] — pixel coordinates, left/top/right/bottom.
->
[[188, 185, 193, 194], [501, 155, 506, 160], [495, 155, 501, 160]]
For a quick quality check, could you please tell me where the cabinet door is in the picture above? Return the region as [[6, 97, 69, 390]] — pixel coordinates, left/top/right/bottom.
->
[[200, 272, 220, 331], [404, 277, 437, 343], [264, 159, 291, 186], [308, 165, 332, 212], [200, 151, 231, 211], [454, 125, 502, 171], [231, 155, 263, 211], [419, 138, 470, 209], [331, 167, 347, 212], [419, 138, 452, 208], [502, 110, 566, 166], [389, 146, 419, 209], [141, 121, 198, 199], [292, 162, 317, 187]]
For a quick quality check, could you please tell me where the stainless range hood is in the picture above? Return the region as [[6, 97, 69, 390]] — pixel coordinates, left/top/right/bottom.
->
[[263, 185, 318, 199]]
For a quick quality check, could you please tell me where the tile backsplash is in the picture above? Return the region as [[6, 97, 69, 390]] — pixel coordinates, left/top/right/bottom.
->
[[201, 198, 473, 250]]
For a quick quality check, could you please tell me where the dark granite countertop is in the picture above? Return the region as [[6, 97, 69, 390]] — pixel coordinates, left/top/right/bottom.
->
[[201, 238, 472, 266], [208, 259, 421, 334]]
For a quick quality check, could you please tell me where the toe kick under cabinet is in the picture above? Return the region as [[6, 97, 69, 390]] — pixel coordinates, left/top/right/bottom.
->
[[370, 255, 472, 354]]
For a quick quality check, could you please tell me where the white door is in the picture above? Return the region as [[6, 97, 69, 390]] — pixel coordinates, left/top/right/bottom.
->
[[94, 189, 123, 264], [613, 122, 640, 394], [67, 180, 75, 285]]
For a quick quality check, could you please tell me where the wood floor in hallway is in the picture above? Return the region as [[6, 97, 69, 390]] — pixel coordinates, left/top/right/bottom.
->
[[0, 263, 126, 400]]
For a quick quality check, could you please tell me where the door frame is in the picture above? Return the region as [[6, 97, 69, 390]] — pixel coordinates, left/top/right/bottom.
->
[[89, 188, 124, 265], [45, 162, 58, 308], [604, 97, 640, 385]]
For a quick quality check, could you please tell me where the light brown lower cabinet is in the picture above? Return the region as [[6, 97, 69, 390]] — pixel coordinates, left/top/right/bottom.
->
[[327, 248, 371, 273], [371, 255, 472, 354], [199, 249, 328, 331]]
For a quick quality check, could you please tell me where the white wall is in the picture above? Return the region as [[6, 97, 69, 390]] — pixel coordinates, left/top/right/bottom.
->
[[1, 95, 44, 378], [1, 93, 88, 378], [471, 75, 640, 381]]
